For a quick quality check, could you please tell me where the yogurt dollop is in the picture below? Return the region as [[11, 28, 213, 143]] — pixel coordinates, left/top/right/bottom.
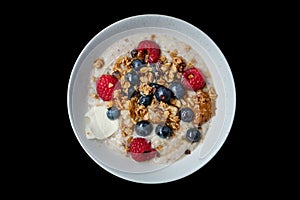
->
[[85, 105, 119, 140]]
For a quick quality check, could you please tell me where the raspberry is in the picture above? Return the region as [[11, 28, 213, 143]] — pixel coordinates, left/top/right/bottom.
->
[[137, 40, 160, 63], [96, 74, 120, 101], [181, 67, 206, 91], [129, 138, 157, 162]]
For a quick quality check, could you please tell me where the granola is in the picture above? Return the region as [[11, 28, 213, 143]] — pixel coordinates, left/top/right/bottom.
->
[[84, 33, 217, 164]]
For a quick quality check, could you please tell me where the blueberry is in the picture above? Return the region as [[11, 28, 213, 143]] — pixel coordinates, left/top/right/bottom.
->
[[127, 86, 138, 99], [125, 71, 139, 85], [135, 120, 153, 137], [149, 83, 162, 89], [168, 82, 186, 99], [155, 125, 172, 138], [139, 95, 153, 107], [132, 59, 144, 71], [186, 128, 201, 142], [112, 70, 121, 79], [130, 49, 138, 58], [179, 107, 194, 122], [106, 107, 120, 120], [154, 86, 173, 103]]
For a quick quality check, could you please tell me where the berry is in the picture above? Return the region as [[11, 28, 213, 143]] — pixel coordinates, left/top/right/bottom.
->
[[186, 128, 201, 143], [154, 86, 173, 103], [179, 107, 194, 122], [132, 59, 144, 71], [125, 71, 139, 85], [181, 67, 206, 91], [155, 125, 172, 138], [112, 70, 121, 79], [137, 40, 161, 63], [130, 49, 138, 58], [135, 120, 153, 136], [168, 82, 186, 99], [129, 138, 157, 162], [96, 74, 120, 101], [127, 86, 138, 99], [149, 83, 161, 89], [148, 83, 162, 94], [106, 107, 120, 120], [139, 95, 153, 107]]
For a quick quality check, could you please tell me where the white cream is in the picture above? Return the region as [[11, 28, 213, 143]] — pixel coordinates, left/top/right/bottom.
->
[[85, 105, 119, 140]]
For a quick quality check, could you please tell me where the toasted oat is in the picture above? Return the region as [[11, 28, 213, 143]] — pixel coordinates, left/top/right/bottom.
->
[[140, 66, 152, 73], [157, 77, 166, 85], [185, 45, 191, 51], [93, 58, 104, 68]]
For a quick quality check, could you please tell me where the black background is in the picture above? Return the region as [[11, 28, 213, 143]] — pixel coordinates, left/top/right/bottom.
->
[[57, 11, 250, 189], [6, 2, 294, 197]]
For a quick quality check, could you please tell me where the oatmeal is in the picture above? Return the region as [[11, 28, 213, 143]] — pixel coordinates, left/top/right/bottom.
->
[[84, 33, 217, 164]]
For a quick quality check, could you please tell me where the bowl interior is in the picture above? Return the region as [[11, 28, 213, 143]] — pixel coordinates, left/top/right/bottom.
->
[[68, 14, 235, 174]]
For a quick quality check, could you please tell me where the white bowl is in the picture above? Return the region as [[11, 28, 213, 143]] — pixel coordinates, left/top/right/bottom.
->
[[67, 14, 236, 183]]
